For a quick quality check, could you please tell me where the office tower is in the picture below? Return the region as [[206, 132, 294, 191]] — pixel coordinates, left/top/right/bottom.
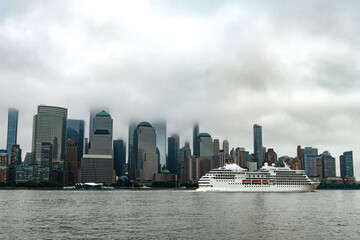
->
[[89, 110, 113, 155], [81, 110, 115, 184], [10, 144, 21, 167], [67, 119, 85, 162], [114, 139, 126, 177], [195, 133, 213, 157], [31, 105, 67, 166], [316, 156, 323, 179], [167, 134, 180, 174], [132, 121, 158, 181], [6, 108, 18, 165], [193, 122, 199, 156], [213, 139, 220, 155], [297, 145, 304, 162], [340, 151, 354, 180], [8, 144, 21, 184], [320, 151, 336, 179], [253, 124, 263, 169], [152, 121, 167, 171], [23, 153, 32, 166], [303, 147, 318, 171], [64, 140, 80, 183], [304, 154, 317, 177], [88, 107, 109, 147], [266, 148, 277, 166], [128, 121, 137, 171], [223, 140, 229, 156], [0, 151, 8, 183]]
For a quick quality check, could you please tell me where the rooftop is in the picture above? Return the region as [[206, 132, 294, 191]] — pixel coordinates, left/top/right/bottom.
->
[[137, 121, 152, 128], [96, 110, 110, 117]]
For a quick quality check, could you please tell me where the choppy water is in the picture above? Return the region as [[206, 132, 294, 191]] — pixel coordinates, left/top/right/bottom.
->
[[0, 189, 359, 239]]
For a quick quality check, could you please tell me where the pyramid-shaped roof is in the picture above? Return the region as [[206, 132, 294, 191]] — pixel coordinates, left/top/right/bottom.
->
[[96, 110, 110, 116]]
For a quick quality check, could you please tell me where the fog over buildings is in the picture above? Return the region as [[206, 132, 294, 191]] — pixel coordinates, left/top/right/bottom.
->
[[0, 1, 360, 178]]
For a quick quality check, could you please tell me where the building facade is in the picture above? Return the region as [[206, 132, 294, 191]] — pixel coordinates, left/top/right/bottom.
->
[[253, 124, 263, 169], [152, 121, 167, 171], [340, 151, 354, 180], [6, 108, 18, 165], [167, 134, 179, 174], [31, 105, 67, 166], [67, 119, 85, 162]]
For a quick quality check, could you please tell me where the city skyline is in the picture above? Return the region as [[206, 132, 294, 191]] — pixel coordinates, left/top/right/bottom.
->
[[0, 1, 360, 179]]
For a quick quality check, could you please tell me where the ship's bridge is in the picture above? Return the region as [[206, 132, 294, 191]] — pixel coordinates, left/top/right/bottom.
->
[[260, 162, 291, 172]]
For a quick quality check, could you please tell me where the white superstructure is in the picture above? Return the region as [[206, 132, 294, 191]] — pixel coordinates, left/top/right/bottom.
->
[[196, 162, 319, 192]]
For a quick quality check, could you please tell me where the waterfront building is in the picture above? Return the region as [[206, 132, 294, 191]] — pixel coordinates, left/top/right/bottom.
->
[[253, 124, 263, 170], [64, 140, 80, 183], [31, 105, 67, 166], [167, 134, 179, 174], [152, 121, 167, 171], [10, 144, 21, 167], [9, 144, 21, 183], [194, 133, 213, 157], [15, 166, 50, 183], [193, 122, 199, 156], [113, 139, 126, 177], [131, 121, 158, 182], [0, 152, 8, 183], [319, 151, 336, 179], [303, 147, 318, 170], [67, 119, 85, 162], [6, 108, 18, 165], [340, 151, 354, 180], [179, 142, 191, 182], [304, 154, 317, 177], [81, 110, 115, 184], [223, 140, 229, 156], [23, 152, 32, 166]]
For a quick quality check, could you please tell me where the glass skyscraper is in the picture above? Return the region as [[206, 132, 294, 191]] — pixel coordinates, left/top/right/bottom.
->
[[67, 119, 85, 162], [253, 124, 263, 169], [31, 105, 68, 165], [340, 151, 354, 179], [6, 108, 18, 165], [152, 121, 167, 171]]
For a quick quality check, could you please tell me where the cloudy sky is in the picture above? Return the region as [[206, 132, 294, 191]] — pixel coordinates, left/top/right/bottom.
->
[[1, 0, 359, 178]]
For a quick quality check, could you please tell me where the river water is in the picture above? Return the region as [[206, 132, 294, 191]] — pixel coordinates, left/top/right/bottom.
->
[[0, 189, 359, 239]]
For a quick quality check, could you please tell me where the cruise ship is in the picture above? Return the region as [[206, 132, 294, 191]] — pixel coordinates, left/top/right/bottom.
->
[[196, 162, 320, 192]]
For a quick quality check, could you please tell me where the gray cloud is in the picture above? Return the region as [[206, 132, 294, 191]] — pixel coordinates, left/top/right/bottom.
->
[[0, 0, 359, 178]]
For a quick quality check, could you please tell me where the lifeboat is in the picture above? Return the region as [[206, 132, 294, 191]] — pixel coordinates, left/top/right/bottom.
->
[[262, 180, 269, 184], [242, 180, 251, 184], [252, 179, 261, 184]]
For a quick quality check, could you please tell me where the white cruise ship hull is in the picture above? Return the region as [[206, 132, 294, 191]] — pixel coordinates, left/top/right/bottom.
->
[[196, 182, 320, 193]]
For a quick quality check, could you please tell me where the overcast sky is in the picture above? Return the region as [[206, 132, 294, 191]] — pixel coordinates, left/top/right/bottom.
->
[[1, 0, 359, 178]]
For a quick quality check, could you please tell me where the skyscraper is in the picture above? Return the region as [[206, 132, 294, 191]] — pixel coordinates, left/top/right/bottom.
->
[[6, 108, 18, 165], [114, 139, 126, 177], [132, 121, 158, 181], [340, 151, 354, 180], [152, 121, 167, 171], [253, 124, 263, 169], [128, 121, 137, 170], [195, 133, 213, 157], [193, 122, 199, 156], [167, 134, 179, 174], [222, 140, 229, 156], [89, 110, 113, 155], [67, 119, 85, 162], [81, 110, 115, 184], [88, 107, 109, 147], [320, 151, 336, 179], [213, 139, 220, 155], [31, 105, 67, 166]]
